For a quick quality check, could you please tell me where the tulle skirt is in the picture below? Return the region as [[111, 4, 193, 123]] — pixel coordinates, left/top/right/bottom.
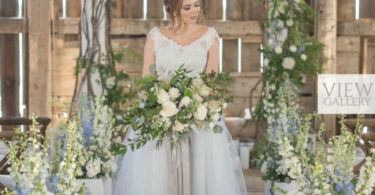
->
[[112, 115, 247, 195]]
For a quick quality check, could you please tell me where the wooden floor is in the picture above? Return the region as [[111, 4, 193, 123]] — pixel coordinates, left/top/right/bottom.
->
[[243, 169, 264, 195]]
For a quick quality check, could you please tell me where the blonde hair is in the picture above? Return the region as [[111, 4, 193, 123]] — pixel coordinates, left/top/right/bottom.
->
[[164, 0, 204, 33]]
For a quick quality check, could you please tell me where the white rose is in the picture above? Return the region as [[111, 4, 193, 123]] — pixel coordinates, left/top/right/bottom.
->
[[211, 113, 220, 121], [156, 89, 170, 104], [286, 19, 294, 27], [301, 53, 307, 61], [160, 101, 179, 118], [282, 57, 296, 70], [106, 77, 116, 88], [195, 105, 208, 121], [193, 78, 204, 88], [86, 162, 99, 178], [223, 102, 228, 109], [172, 121, 185, 132], [275, 46, 283, 54], [168, 87, 180, 99], [199, 85, 211, 97], [193, 94, 203, 103], [278, 1, 288, 14], [179, 96, 191, 108], [289, 45, 297, 53]]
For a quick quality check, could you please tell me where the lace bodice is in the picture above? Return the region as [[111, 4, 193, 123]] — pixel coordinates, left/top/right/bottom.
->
[[147, 26, 220, 80]]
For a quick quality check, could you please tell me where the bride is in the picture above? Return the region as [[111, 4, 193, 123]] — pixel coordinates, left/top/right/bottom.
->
[[113, 0, 247, 194]]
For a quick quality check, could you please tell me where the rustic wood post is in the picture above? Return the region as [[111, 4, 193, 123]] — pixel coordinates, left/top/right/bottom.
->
[[315, 0, 337, 139], [28, 0, 53, 118]]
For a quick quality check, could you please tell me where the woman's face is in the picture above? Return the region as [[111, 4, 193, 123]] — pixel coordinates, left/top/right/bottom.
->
[[179, 0, 200, 24]]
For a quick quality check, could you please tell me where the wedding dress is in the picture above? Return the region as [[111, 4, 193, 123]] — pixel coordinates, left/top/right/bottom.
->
[[112, 26, 247, 195]]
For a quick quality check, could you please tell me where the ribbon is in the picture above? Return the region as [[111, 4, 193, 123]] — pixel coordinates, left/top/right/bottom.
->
[[168, 134, 191, 195]]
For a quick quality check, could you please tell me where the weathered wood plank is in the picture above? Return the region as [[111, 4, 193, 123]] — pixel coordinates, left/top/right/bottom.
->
[[338, 0, 355, 21], [366, 43, 375, 74], [52, 48, 79, 96], [360, 0, 375, 19], [315, 0, 337, 138], [337, 52, 360, 73], [124, 0, 143, 18], [227, 0, 244, 20], [338, 20, 375, 36], [67, 0, 80, 17], [55, 18, 263, 36], [231, 75, 263, 97], [241, 42, 260, 72], [225, 96, 261, 117], [28, 0, 52, 117], [243, 0, 264, 20], [0, 0, 20, 117], [223, 39, 238, 72], [111, 0, 124, 18], [54, 0, 63, 19], [337, 36, 360, 52], [202, 0, 222, 19], [147, 0, 164, 19], [0, 18, 27, 34]]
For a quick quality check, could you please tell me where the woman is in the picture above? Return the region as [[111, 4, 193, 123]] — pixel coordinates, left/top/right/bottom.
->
[[113, 0, 247, 194]]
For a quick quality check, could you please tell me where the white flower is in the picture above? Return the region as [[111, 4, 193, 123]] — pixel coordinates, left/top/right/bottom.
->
[[277, 20, 284, 28], [211, 113, 220, 121], [179, 96, 191, 108], [223, 102, 228, 109], [275, 46, 283, 54], [86, 160, 101, 178], [278, 1, 288, 14], [172, 121, 185, 132], [199, 85, 211, 97], [156, 89, 170, 104], [289, 45, 297, 53], [264, 58, 269, 67], [193, 94, 203, 103], [301, 74, 306, 83], [301, 53, 307, 61], [106, 77, 115, 88], [160, 101, 179, 118], [295, 0, 301, 3], [261, 162, 268, 174], [208, 100, 220, 110], [193, 78, 204, 88], [286, 19, 294, 27], [195, 105, 208, 121], [168, 87, 180, 99], [282, 57, 296, 70]]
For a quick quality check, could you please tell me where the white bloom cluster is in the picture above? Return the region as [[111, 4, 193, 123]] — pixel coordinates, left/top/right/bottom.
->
[[355, 150, 375, 195]]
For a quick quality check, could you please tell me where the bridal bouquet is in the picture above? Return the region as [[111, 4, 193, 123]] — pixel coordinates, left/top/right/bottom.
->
[[116, 65, 233, 154]]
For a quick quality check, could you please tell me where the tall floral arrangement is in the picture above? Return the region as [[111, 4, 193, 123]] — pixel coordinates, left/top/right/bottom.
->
[[76, 96, 119, 178], [4, 117, 50, 194], [253, 0, 325, 120]]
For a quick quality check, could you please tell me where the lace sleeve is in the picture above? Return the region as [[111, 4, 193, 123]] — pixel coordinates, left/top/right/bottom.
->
[[206, 27, 220, 51], [147, 27, 158, 51]]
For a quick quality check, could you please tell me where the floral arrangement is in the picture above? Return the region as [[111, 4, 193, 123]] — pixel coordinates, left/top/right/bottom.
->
[[253, 0, 325, 120], [256, 87, 375, 194], [76, 95, 119, 178], [115, 65, 233, 154], [49, 120, 86, 194], [4, 117, 50, 194], [2, 117, 86, 195]]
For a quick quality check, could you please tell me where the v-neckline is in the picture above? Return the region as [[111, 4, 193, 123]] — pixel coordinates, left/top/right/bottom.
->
[[157, 26, 210, 48]]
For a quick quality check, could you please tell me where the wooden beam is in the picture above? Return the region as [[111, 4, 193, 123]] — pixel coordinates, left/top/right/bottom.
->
[[315, 0, 337, 139], [0, 18, 27, 34], [28, 0, 52, 117], [337, 0, 355, 21], [55, 18, 263, 36], [338, 20, 375, 36]]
